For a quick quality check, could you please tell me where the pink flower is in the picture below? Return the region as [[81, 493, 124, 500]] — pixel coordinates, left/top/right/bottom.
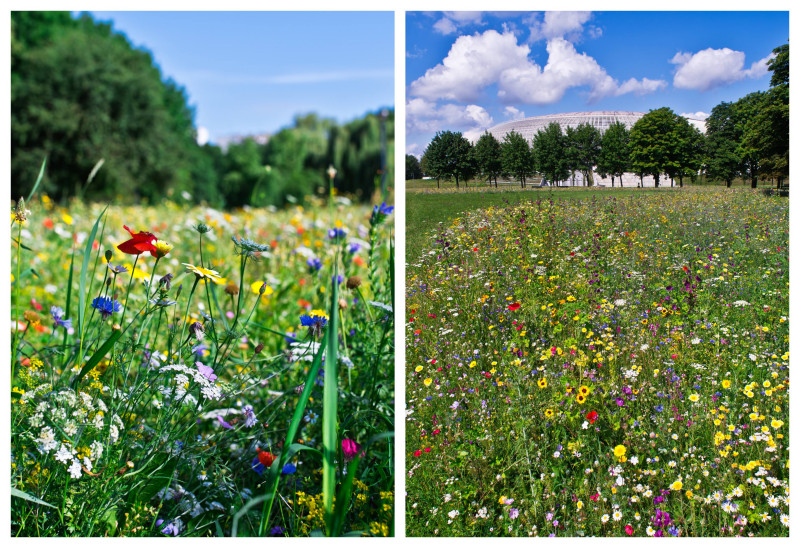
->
[[342, 438, 363, 461], [625, 524, 634, 536]]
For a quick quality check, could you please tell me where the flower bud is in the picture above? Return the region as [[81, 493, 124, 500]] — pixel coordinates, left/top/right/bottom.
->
[[346, 276, 362, 290]]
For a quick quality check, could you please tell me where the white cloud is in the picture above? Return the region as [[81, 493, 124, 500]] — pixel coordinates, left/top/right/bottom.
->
[[433, 17, 458, 35], [504, 106, 526, 120], [409, 31, 666, 107], [529, 11, 593, 42], [433, 11, 485, 35], [406, 98, 493, 136], [409, 30, 530, 102], [671, 47, 773, 91], [617, 77, 668, 96], [680, 111, 710, 121], [498, 37, 667, 104]]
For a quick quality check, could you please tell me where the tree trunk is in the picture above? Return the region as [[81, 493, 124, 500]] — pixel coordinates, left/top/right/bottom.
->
[[751, 176, 757, 189], [611, 175, 615, 188]]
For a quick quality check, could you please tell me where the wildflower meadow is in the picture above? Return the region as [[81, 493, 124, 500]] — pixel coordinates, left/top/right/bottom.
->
[[11, 169, 394, 537], [406, 187, 788, 537]]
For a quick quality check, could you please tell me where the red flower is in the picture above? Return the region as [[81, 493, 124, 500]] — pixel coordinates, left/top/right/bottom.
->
[[589, 492, 600, 502], [424, 447, 431, 453], [625, 524, 634, 536], [508, 302, 521, 311], [257, 449, 276, 467], [586, 411, 598, 424], [413, 450, 422, 457], [117, 225, 157, 256]]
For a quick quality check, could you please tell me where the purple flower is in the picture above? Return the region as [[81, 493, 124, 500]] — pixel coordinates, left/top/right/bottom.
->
[[217, 416, 233, 429], [50, 306, 72, 330], [307, 257, 322, 271], [509, 508, 519, 520], [243, 405, 257, 428], [196, 362, 217, 382], [270, 526, 286, 536], [615, 397, 625, 407]]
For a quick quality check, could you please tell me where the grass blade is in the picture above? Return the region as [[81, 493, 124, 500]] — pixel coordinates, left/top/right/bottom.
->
[[24, 155, 47, 204], [258, 328, 329, 536], [322, 270, 340, 533], [78, 205, 109, 358], [70, 330, 122, 387], [11, 487, 56, 509]]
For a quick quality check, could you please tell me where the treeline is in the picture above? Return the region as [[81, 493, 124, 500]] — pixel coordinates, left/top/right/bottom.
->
[[11, 12, 393, 207], [411, 42, 787, 189]]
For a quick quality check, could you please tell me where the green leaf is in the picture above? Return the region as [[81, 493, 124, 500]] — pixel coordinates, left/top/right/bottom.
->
[[323, 270, 340, 533], [70, 330, 122, 387], [24, 155, 47, 204], [11, 487, 56, 508], [78, 205, 109, 338]]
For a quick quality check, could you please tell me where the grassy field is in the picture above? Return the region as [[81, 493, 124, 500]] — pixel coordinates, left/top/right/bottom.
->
[[11, 192, 395, 537], [407, 186, 662, 261], [405, 187, 788, 537]]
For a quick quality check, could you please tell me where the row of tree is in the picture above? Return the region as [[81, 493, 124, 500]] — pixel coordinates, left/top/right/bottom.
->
[[411, 42, 788, 190], [11, 12, 393, 207]]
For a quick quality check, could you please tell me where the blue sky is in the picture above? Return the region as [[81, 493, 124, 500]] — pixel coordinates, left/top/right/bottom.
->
[[406, 11, 789, 157], [85, 11, 394, 144]]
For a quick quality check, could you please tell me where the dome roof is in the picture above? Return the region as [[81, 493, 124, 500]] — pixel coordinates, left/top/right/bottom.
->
[[487, 110, 706, 143]]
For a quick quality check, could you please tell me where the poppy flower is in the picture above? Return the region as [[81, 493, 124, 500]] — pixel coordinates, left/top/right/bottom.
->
[[413, 450, 422, 457], [625, 524, 634, 535], [507, 302, 521, 311], [258, 449, 276, 467], [586, 411, 598, 424], [117, 225, 157, 256]]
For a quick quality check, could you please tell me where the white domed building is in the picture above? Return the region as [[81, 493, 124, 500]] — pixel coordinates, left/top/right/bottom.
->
[[486, 111, 706, 187]]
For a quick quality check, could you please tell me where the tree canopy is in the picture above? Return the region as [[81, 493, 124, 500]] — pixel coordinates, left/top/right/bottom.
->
[[11, 11, 393, 207]]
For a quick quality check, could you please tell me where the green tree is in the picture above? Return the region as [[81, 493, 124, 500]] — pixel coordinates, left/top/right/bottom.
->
[[532, 122, 569, 187], [501, 131, 532, 188], [629, 107, 683, 188], [733, 92, 766, 188], [741, 42, 788, 187], [705, 102, 742, 187], [423, 131, 474, 189], [11, 12, 205, 203], [406, 154, 423, 180], [472, 132, 503, 187], [596, 121, 630, 187], [571, 122, 602, 186]]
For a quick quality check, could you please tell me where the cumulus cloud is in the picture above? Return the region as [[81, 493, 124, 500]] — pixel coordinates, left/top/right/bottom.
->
[[433, 11, 485, 35], [504, 106, 526, 120], [406, 98, 494, 135], [409, 31, 666, 106], [528, 11, 594, 42], [409, 30, 530, 102], [680, 111, 709, 121], [671, 47, 774, 91]]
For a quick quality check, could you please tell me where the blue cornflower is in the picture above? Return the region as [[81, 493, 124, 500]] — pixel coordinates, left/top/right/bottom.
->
[[91, 296, 122, 319], [371, 202, 394, 225], [347, 242, 361, 254], [654, 404, 664, 412], [328, 227, 346, 239], [270, 526, 286, 536], [50, 306, 72, 329], [332, 274, 344, 285], [307, 257, 322, 271], [282, 463, 296, 475], [301, 313, 327, 336]]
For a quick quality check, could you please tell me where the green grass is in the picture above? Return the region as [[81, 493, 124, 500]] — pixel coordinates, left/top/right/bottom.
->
[[406, 185, 661, 261]]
